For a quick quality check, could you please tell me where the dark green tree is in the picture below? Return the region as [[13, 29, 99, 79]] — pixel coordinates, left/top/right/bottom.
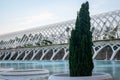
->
[[69, 1, 94, 76]]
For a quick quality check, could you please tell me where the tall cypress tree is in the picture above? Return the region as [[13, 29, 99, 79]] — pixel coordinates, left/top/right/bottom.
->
[[69, 1, 94, 76]]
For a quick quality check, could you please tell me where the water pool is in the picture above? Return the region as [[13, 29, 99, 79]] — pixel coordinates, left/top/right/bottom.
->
[[0, 60, 119, 80]]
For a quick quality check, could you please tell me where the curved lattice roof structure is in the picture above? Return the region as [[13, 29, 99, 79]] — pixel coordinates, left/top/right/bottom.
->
[[0, 10, 120, 49]]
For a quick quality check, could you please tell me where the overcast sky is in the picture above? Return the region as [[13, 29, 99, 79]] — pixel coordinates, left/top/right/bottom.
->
[[0, 0, 120, 35]]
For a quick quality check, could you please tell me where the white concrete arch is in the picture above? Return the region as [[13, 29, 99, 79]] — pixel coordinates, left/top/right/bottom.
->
[[0, 40, 120, 60]]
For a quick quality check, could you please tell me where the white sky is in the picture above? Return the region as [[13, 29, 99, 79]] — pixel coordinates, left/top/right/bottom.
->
[[0, 0, 120, 35]]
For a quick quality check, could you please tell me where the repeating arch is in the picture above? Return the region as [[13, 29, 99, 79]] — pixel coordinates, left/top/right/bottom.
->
[[0, 10, 120, 61], [0, 40, 119, 60]]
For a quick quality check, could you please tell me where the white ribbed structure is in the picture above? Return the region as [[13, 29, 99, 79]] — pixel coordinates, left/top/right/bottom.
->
[[0, 39, 120, 60], [0, 10, 120, 49], [0, 10, 120, 60]]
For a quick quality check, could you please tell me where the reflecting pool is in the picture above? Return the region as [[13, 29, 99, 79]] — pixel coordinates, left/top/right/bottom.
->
[[0, 60, 119, 80]]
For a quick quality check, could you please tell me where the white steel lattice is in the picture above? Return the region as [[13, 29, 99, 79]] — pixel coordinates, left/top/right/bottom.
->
[[0, 10, 120, 49]]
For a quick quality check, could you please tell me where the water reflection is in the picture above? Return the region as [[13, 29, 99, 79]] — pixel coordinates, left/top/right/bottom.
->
[[0, 60, 119, 80], [94, 60, 120, 80]]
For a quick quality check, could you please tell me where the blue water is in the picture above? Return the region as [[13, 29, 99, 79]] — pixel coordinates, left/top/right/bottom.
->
[[0, 60, 119, 80]]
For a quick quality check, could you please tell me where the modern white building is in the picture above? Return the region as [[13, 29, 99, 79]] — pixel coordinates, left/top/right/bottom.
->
[[0, 10, 120, 60], [0, 10, 120, 49]]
